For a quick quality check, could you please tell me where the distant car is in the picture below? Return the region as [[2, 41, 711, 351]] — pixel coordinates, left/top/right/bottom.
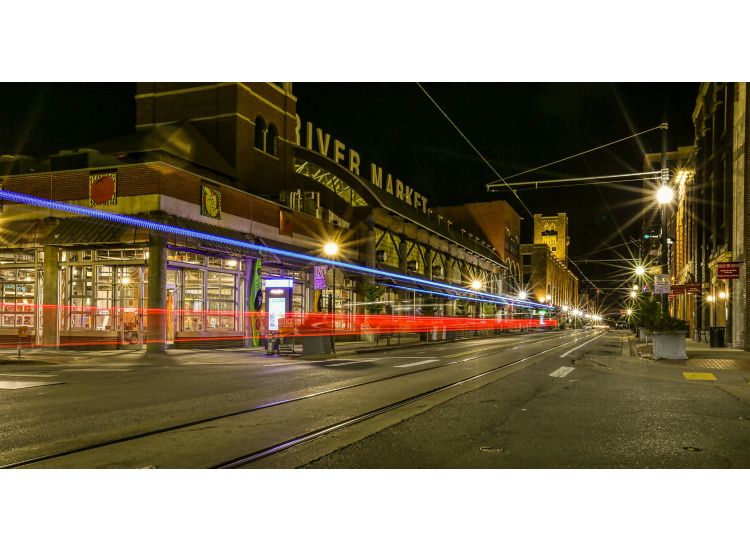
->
[[615, 321, 627, 329], [583, 324, 593, 330]]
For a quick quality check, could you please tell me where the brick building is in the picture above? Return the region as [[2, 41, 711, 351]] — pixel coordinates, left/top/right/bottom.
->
[[0, 83, 527, 350]]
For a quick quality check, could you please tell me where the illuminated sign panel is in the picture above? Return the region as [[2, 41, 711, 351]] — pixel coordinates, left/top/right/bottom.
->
[[265, 278, 294, 288], [268, 297, 286, 331]]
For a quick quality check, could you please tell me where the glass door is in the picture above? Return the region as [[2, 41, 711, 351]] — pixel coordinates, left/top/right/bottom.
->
[[166, 286, 177, 344]]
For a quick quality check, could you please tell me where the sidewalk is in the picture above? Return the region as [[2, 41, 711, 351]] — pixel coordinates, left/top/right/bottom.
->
[[0, 332, 436, 366], [633, 334, 750, 370]]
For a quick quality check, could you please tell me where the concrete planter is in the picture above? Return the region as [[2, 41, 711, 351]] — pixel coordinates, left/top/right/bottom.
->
[[639, 327, 650, 342], [652, 331, 688, 360]]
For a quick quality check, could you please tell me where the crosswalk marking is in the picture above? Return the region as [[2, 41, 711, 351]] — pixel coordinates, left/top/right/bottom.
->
[[394, 359, 439, 369], [550, 366, 575, 378]]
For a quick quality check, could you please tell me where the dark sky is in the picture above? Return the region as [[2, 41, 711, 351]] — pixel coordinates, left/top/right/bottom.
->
[[0, 82, 698, 307], [293, 82, 699, 305]]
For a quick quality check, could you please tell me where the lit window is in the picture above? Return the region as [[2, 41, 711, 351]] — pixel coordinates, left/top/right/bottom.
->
[[254, 116, 267, 151]]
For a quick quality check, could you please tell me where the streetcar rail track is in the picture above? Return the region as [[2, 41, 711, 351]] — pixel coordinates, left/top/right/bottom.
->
[[1, 331, 602, 469], [216, 332, 603, 468]]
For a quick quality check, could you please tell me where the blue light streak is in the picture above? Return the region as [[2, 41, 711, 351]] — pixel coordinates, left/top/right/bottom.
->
[[385, 283, 529, 308], [0, 189, 550, 310]]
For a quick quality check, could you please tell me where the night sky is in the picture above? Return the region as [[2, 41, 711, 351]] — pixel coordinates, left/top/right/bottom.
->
[[0, 82, 699, 308]]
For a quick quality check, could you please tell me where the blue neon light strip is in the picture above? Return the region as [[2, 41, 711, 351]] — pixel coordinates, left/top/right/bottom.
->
[[0, 189, 550, 310], [386, 283, 519, 307]]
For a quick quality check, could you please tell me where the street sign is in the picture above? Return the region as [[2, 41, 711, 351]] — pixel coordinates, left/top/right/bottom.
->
[[313, 265, 328, 289], [671, 284, 685, 293], [685, 283, 701, 293], [654, 274, 671, 294], [718, 262, 741, 279]]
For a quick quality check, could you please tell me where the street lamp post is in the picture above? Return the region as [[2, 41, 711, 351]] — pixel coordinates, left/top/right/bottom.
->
[[659, 121, 669, 316], [657, 183, 673, 316], [323, 240, 339, 352]]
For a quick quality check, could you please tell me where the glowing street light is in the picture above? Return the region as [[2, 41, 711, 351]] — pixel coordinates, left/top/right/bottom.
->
[[656, 185, 674, 205], [471, 279, 482, 290], [323, 241, 339, 257], [630, 290, 637, 298], [718, 291, 727, 300], [518, 291, 527, 300], [635, 265, 646, 276], [626, 308, 633, 316]]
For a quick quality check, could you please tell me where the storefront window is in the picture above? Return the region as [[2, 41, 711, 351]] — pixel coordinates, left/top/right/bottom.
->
[[183, 269, 204, 331], [206, 271, 236, 330], [62, 248, 147, 333], [0, 268, 36, 328], [70, 265, 94, 329], [95, 265, 115, 330], [168, 250, 205, 265]]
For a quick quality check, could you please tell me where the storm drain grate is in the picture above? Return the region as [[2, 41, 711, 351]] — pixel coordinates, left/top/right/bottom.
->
[[479, 446, 504, 453]]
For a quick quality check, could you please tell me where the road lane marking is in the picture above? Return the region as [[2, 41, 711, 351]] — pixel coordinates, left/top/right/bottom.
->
[[549, 366, 575, 378], [683, 372, 717, 381], [262, 359, 378, 367], [560, 332, 606, 357], [393, 359, 440, 368], [0, 373, 57, 378], [60, 368, 132, 372], [377, 356, 437, 360], [446, 348, 490, 358], [0, 380, 61, 389]]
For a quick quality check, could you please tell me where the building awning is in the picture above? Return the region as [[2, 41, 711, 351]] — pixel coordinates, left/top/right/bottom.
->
[[158, 215, 253, 256], [44, 217, 150, 247], [42, 214, 254, 257], [0, 219, 56, 248]]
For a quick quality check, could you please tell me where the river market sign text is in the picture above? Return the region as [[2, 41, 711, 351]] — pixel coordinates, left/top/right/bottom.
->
[[296, 117, 429, 215]]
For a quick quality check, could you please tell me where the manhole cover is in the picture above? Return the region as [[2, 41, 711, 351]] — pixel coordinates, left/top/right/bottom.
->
[[682, 446, 702, 452], [479, 446, 504, 453]]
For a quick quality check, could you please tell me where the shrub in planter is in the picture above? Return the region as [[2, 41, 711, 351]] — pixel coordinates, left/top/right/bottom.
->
[[650, 315, 689, 360]]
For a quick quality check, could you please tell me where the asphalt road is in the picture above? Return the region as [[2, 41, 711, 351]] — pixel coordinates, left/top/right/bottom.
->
[[305, 331, 750, 468], [2, 329, 748, 468]]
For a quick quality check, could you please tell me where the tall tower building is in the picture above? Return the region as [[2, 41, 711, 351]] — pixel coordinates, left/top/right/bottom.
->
[[533, 213, 569, 263]]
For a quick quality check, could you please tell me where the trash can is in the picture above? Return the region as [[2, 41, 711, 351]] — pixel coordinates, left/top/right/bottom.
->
[[709, 326, 725, 348]]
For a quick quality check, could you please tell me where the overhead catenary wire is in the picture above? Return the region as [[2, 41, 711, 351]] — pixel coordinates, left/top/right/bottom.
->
[[488, 171, 661, 190], [415, 82, 533, 218], [485, 123, 666, 185]]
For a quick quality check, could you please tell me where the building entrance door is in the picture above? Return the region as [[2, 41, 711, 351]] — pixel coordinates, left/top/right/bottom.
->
[[166, 286, 177, 344]]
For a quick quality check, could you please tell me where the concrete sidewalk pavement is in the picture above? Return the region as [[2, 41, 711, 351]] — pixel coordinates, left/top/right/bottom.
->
[[634, 334, 750, 371], [0, 332, 433, 366]]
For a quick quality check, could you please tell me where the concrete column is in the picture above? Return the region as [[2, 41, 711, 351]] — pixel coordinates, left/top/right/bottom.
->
[[147, 232, 167, 353], [243, 258, 253, 347], [42, 245, 59, 349], [398, 237, 409, 310]]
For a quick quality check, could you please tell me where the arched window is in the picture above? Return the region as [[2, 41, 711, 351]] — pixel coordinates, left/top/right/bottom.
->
[[254, 116, 267, 151], [266, 124, 278, 157]]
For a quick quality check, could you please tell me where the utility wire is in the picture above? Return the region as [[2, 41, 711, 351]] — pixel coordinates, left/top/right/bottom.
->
[[486, 123, 666, 185], [415, 83, 533, 218]]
